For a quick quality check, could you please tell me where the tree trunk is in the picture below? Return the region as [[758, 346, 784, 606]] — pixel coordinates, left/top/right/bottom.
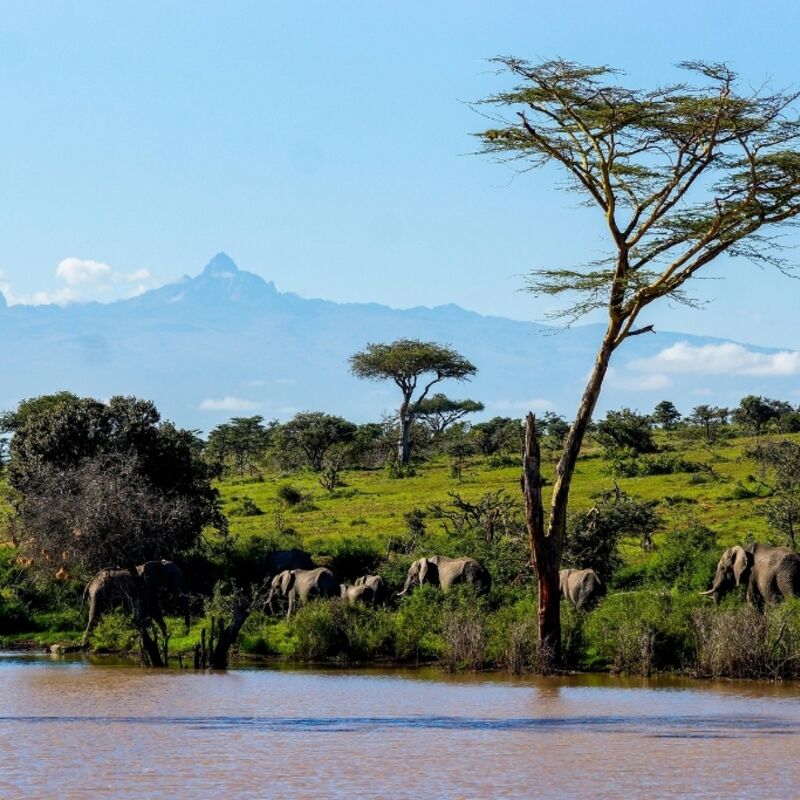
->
[[209, 599, 251, 669], [522, 414, 560, 669], [522, 325, 618, 670], [398, 399, 412, 465]]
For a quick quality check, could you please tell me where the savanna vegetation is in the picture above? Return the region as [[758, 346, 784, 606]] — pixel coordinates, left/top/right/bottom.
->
[[3, 388, 800, 680]]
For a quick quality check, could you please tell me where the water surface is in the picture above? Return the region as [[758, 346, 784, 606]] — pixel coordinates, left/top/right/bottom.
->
[[1, 653, 799, 798]]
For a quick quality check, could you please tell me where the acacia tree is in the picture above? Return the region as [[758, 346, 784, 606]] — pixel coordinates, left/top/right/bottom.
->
[[349, 339, 477, 464], [478, 58, 800, 666], [414, 394, 485, 434]]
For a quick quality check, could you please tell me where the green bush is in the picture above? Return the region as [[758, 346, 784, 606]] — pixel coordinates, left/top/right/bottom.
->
[[228, 496, 264, 517], [646, 521, 718, 590], [276, 484, 303, 506], [323, 537, 383, 582], [393, 586, 445, 662], [88, 611, 138, 653], [583, 590, 702, 675], [290, 600, 395, 662]]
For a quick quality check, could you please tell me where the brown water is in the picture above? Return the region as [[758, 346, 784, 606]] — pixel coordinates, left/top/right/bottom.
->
[[1, 653, 800, 799]]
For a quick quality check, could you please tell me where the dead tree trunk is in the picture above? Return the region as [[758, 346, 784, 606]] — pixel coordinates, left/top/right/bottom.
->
[[209, 599, 251, 669], [522, 414, 560, 669], [522, 327, 617, 670]]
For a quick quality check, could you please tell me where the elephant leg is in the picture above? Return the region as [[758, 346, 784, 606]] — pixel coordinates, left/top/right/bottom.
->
[[82, 595, 98, 646], [151, 604, 168, 640], [287, 589, 296, 619]]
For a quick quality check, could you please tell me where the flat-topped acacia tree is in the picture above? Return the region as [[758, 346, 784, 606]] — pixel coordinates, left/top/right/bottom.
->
[[477, 58, 800, 667], [349, 339, 477, 465]]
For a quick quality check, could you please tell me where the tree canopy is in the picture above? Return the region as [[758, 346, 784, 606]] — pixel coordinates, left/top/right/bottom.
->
[[349, 339, 477, 464], [4, 393, 222, 576], [478, 57, 800, 666]]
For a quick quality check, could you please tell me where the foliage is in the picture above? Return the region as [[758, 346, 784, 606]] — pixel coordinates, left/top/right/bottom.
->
[[413, 394, 485, 434], [349, 339, 477, 465], [279, 412, 357, 472], [205, 416, 273, 477], [564, 486, 659, 577], [689, 405, 730, 444], [652, 401, 681, 430], [227, 496, 264, 517], [470, 417, 522, 456], [595, 408, 656, 457], [6, 393, 222, 577]]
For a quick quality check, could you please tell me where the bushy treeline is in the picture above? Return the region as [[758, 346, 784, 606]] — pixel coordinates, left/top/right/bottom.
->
[[3, 390, 800, 679]]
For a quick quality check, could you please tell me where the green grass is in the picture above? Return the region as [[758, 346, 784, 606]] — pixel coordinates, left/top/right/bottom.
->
[[217, 430, 794, 556]]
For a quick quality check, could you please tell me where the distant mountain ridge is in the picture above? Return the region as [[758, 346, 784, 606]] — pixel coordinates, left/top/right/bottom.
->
[[1, 253, 797, 431]]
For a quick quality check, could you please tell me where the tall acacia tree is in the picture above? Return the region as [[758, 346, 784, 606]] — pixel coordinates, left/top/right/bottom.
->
[[477, 59, 800, 666], [349, 339, 477, 464]]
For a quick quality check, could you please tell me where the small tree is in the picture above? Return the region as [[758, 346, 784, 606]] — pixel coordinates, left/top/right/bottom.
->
[[733, 395, 780, 437], [206, 416, 272, 476], [479, 58, 800, 666], [652, 401, 681, 430], [349, 339, 477, 465], [280, 412, 357, 472], [595, 408, 656, 457], [414, 394, 485, 435], [689, 405, 729, 444]]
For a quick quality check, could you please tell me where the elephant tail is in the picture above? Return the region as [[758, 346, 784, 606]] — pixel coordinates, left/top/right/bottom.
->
[[79, 582, 90, 615]]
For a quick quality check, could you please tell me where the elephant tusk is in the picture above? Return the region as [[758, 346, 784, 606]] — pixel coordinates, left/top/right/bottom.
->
[[698, 589, 716, 596]]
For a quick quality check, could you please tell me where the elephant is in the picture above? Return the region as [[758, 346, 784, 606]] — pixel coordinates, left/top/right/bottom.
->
[[354, 574, 388, 605], [82, 568, 145, 646], [341, 583, 376, 606], [700, 543, 800, 606], [136, 559, 191, 636], [266, 567, 341, 617], [397, 556, 491, 596], [560, 568, 605, 610]]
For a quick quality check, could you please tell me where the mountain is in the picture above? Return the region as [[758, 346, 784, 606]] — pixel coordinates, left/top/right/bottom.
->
[[0, 253, 797, 431]]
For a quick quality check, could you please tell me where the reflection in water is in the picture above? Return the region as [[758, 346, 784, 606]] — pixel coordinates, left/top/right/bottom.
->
[[1, 655, 799, 799]]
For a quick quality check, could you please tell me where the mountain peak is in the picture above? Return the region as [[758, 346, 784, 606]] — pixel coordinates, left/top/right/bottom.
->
[[202, 252, 239, 277]]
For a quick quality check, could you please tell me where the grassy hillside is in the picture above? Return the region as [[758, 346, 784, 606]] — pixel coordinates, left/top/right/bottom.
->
[[218, 429, 787, 554]]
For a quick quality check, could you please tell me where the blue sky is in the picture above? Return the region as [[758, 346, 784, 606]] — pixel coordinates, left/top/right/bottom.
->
[[1, 1, 799, 348]]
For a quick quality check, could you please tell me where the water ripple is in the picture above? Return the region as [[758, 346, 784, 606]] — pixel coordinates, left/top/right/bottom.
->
[[0, 713, 795, 738]]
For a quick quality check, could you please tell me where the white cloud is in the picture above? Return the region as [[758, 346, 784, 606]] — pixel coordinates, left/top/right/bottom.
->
[[606, 366, 672, 392], [629, 341, 800, 377], [0, 257, 159, 305], [490, 398, 556, 412], [199, 396, 261, 412]]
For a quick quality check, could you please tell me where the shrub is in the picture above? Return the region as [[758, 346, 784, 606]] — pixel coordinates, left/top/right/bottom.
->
[[324, 538, 383, 582], [485, 596, 538, 673], [583, 591, 701, 675], [393, 586, 445, 662], [228, 496, 264, 517], [89, 611, 138, 653], [693, 601, 800, 680], [647, 521, 718, 590], [276, 484, 303, 506], [290, 600, 395, 663]]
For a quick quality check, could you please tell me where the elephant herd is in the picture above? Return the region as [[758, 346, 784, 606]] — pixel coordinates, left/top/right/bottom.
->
[[264, 552, 493, 618], [81, 540, 792, 646], [79, 549, 500, 641]]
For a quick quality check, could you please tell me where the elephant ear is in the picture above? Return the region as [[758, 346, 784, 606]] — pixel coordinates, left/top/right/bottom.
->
[[731, 546, 751, 585], [417, 558, 430, 586], [280, 571, 296, 594]]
